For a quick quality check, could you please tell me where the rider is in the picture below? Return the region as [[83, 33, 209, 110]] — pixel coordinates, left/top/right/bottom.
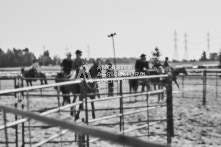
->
[[163, 57, 169, 67], [60, 52, 73, 78], [72, 50, 86, 79], [90, 58, 102, 78], [30, 59, 41, 78], [135, 54, 149, 76]]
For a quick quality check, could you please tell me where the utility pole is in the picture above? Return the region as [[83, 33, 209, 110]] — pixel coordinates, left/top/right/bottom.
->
[[184, 32, 188, 61], [108, 33, 117, 67], [173, 30, 179, 61]]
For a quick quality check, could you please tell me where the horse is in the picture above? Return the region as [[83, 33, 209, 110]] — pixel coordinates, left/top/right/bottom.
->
[[20, 67, 48, 86], [55, 62, 101, 120], [128, 72, 150, 101], [173, 67, 188, 76], [129, 66, 186, 99]]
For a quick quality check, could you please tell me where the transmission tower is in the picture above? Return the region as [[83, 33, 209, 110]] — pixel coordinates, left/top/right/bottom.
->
[[184, 32, 188, 60], [87, 44, 90, 59], [65, 46, 68, 54], [207, 32, 210, 56], [173, 30, 179, 61]]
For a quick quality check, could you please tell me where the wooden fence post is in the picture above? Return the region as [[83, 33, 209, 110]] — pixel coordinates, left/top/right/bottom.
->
[[166, 76, 174, 145], [203, 70, 207, 105]]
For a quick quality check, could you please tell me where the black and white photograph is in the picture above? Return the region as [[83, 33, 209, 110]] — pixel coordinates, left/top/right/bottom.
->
[[0, 0, 221, 147]]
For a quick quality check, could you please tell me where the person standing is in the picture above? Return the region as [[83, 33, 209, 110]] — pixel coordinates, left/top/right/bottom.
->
[[106, 63, 115, 97]]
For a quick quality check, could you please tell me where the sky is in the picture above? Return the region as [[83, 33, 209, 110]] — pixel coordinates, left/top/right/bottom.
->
[[0, 0, 221, 60]]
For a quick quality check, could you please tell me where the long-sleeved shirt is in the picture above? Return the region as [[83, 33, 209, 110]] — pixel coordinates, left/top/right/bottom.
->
[[61, 58, 73, 74], [72, 58, 86, 78], [135, 59, 149, 72]]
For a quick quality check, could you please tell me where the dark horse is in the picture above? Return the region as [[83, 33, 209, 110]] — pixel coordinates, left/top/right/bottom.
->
[[55, 62, 101, 120], [21, 67, 48, 86], [129, 67, 188, 93]]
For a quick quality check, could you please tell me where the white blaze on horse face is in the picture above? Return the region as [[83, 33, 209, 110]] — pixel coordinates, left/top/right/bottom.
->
[[69, 71, 77, 80]]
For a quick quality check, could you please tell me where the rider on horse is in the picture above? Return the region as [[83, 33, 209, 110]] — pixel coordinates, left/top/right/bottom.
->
[[135, 54, 149, 75], [72, 50, 86, 79], [61, 52, 73, 78], [29, 59, 41, 79]]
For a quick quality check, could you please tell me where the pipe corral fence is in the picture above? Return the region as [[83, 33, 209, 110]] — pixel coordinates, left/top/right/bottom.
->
[[175, 69, 221, 105], [0, 75, 174, 147]]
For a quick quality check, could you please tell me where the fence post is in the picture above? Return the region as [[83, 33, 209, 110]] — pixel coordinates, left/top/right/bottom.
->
[[80, 80, 89, 147], [216, 71, 218, 100], [146, 93, 150, 139], [182, 75, 184, 99], [203, 70, 207, 105], [14, 77, 17, 98], [78, 118, 86, 147], [119, 80, 124, 133], [22, 104, 25, 147], [15, 103, 18, 147], [3, 110, 9, 147], [26, 91, 32, 147], [165, 76, 174, 145]]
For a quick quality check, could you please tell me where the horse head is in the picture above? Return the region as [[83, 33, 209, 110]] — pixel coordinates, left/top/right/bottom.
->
[[55, 72, 65, 83]]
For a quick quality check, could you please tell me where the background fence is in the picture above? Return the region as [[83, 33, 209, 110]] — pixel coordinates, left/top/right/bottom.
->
[[174, 69, 221, 105]]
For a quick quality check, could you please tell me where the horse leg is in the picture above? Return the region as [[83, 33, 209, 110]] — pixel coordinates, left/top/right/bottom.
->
[[141, 84, 145, 92], [71, 96, 78, 116], [40, 80, 43, 85], [129, 82, 132, 102], [45, 79, 48, 84], [91, 101, 95, 119], [97, 89, 100, 99], [75, 95, 84, 120], [75, 102, 84, 121], [158, 84, 161, 102]]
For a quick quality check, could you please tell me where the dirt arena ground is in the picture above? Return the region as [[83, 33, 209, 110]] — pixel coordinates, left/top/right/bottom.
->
[[0, 76, 221, 147]]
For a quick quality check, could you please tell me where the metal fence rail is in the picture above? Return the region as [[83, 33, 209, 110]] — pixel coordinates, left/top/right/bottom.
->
[[0, 104, 166, 147], [177, 69, 221, 105], [0, 75, 172, 147]]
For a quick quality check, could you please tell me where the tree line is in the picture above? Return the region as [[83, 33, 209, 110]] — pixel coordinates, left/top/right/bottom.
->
[[0, 48, 61, 67], [0, 47, 221, 67], [0, 48, 138, 67]]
